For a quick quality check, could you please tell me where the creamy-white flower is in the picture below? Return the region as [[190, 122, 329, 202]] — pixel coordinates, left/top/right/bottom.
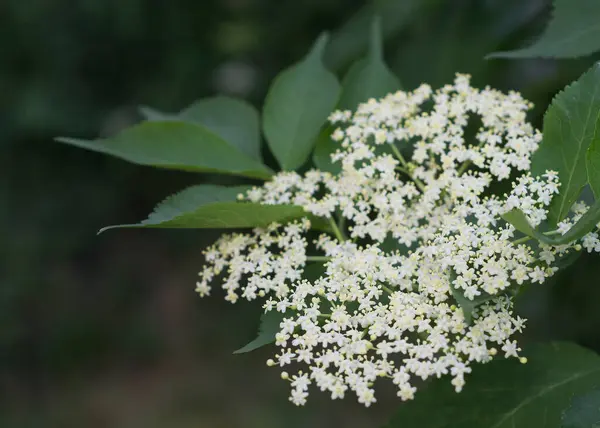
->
[[197, 74, 599, 406]]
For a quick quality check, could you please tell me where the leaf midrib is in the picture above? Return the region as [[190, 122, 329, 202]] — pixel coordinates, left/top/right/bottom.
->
[[555, 80, 600, 220], [285, 67, 323, 168], [545, 21, 600, 51], [489, 366, 600, 428]]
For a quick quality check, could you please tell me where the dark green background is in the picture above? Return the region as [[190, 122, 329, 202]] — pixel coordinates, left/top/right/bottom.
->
[[2, 0, 600, 426]]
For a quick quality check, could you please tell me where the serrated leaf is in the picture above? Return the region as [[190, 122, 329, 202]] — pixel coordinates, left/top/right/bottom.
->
[[98, 184, 321, 233], [562, 388, 600, 428], [140, 96, 262, 161], [386, 342, 600, 428], [262, 33, 341, 171], [531, 63, 600, 225], [587, 125, 600, 199], [489, 0, 600, 59], [588, 150, 600, 201], [57, 121, 272, 179], [392, 0, 543, 89], [338, 16, 401, 110]]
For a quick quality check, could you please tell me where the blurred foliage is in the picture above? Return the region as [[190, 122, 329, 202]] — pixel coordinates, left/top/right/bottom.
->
[[3, 0, 600, 427]]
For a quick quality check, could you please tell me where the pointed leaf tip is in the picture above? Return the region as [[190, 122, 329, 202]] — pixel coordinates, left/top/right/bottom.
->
[[56, 121, 272, 179], [94, 185, 329, 232], [487, 0, 600, 59], [263, 33, 341, 170], [309, 32, 330, 62], [369, 15, 383, 60]]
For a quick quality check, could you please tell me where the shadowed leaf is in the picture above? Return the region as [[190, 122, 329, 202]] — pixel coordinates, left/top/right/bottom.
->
[[386, 342, 600, 428], [58, 121, 272, 179]]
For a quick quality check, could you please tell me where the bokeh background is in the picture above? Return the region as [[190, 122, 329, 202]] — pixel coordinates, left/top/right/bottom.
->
[[3, 0, 600, 427]]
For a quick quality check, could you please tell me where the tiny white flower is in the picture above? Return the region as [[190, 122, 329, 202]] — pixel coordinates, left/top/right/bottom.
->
[[195, 74, 597, 407]]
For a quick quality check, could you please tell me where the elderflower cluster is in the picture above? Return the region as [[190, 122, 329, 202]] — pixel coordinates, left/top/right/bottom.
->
[[197, 74, 600, 406]]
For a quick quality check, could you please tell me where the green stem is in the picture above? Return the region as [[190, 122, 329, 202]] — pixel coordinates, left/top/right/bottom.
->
[[329, 216, 347, 242], [390, 143, 408, 167], [457, 160, 472, 176], [389, 144, 426, 192], [512, 236, 533, 245], [544, 230, 562, 236], [337, 214, 346, 234], [381, 285, 395, 294], [306, 256, 331, 263], [505, 200, 600, 247], [457, 140, 485, 176]]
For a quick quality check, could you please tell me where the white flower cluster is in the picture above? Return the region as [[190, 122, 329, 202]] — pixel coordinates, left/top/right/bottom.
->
[[197, 74, 599, 406], [196, 220, 310, 303]]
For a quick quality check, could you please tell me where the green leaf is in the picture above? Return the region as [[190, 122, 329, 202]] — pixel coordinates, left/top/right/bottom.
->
[[324, 0, 421, 72], [587, 126, 600, 199], [312, 127, 397, 176], [312, 127, 341, 175], [338, 16, 401, 110], [380, 234, 413, 255], [488, 0, 600, 59], [140, 96, 262, 162], [556, 200, 600, 244], [503, 203, 600, 246], [99, 184, 320, 233], [138, 106, 176, 122], [234, 263, 326, 354], [57, 121, 273, 179], [385, 342, 600, 428], [449, 270, 499, 325], [393, 0, 543, 89], [549, 249, 582, 271], [234, 310, 288, 354], [588, 149, 600, 200], [262, 33, 341, 171], [531, 63, 600, 225], [303, 262, 327, 282], [502, 209, 546, 241], [562, 388, 600, 428]]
